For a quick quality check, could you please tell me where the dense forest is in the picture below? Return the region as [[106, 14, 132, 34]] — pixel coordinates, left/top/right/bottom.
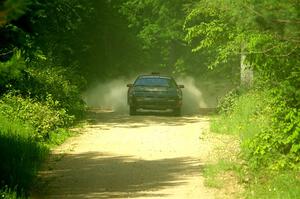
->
[[0, 0, 299, 198]]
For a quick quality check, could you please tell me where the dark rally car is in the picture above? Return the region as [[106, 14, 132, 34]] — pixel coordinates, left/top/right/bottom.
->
[[127, 74, 184, 116]]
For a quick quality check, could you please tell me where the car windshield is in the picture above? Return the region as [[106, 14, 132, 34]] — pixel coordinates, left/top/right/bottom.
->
[[134, 77, 176, 87]]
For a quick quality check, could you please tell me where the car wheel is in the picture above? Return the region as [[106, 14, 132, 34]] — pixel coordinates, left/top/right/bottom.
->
[[173, 107, 181, 116], [129, 106, 137, 115]]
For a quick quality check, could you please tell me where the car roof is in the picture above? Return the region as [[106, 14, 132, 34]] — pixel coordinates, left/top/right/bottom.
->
[[137, 75, 172, 79]]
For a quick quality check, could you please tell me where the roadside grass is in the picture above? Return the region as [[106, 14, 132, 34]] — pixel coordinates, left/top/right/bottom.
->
[[0, 113, 78, 198], [211, 90, 270, 140], [203, 159, 243, 189], [201, 130, 244, 198], [246, 171, 300, 199], [0, 115, 48, 197], [46, 128, 77, 147], [208, 90, 300, 199]]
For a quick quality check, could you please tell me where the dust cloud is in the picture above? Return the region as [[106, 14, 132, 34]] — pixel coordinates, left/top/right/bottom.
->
[[83, 76, 215, 115], [178, 77, 208, 114], [83, 78, 131, 113]]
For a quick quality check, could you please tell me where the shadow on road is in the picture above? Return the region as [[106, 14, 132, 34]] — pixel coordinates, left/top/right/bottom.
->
[[34, 152, 203, 199], [85, 109, 211, 129]]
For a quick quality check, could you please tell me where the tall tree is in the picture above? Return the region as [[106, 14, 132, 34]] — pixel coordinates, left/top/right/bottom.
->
[[184, 0, 300, 83], [120, 0, 193, 73]]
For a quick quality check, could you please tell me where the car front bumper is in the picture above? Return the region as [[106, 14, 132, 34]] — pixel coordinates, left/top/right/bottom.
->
[[129, 96, 182, 110]]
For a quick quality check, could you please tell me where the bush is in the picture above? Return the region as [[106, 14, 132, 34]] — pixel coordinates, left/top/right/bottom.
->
[[212, 85, 300, 171], [0, 114, 48, 196], [212, 87, 300, 170], [0, 92, 74, 140], [0, 92, 79, 197], [0, 51, 25, 89], [212, 89, 271, 140], [22, 64, 86, 117], [212, 85, 300, 197], [0, 51, 86, 118], [246, 82, 300, 170], [216, 88, 241, 114]]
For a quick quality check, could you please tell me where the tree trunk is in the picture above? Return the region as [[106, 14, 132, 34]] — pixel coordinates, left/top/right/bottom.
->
[[240, 44, 253, 87]]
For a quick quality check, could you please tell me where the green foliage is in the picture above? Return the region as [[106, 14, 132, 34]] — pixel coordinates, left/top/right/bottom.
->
[[212, 90, 271, 140], [0, 51, 25, 87], [1, 52, 86, 118], [0, 93, 74, 140], [0, 0, 31, 26], [120, 0, 199, 73], [216, 88, 241, 114], [28, 0, 93, 66], [184, 0, 239, 68], [212, 87, 300, 197], [213, 86, 300, 170], [203, 160, 242, 188], [0, 92, 78, 197], [189, 3, 300, 195], [246, 171, 300, 199], [184, 0, 300, 75], [0, 114, 48, 196], [121, 0, 186, 49], [27, 0, 148, 81], [246, 85, 300, 170], [0, 187, 23, 199], [46, 128, 76, 147], [0, 1, 89, 197], [23, 63, 86, 117], [2, 0, 297, 197]]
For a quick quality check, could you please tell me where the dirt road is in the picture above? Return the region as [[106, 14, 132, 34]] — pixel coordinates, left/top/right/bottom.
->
[[32, 110, 219, 199]]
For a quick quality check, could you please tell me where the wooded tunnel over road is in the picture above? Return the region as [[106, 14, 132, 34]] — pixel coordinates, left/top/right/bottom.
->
[[32, 110, 218, 199]]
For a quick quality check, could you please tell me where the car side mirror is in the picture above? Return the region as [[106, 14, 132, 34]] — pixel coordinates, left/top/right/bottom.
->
[[127, 84, 133, 87], [178, 85, 184, 88]]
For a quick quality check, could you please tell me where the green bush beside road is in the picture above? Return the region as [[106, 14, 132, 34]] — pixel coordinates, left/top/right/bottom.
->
[[0, 114, 48, 197], [211, 85, 300, 198]]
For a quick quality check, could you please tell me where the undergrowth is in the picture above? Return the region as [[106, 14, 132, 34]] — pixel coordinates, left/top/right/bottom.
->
[[0, 92, 74, 141], [0, 114, 48, 197], [0, 87, 81, 198], [203, 160, 243, 189], [212, 89, 271, 140], [246, 170, 300, 199], [210, 85, 300, 198], [0, 51, 85, 198]]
